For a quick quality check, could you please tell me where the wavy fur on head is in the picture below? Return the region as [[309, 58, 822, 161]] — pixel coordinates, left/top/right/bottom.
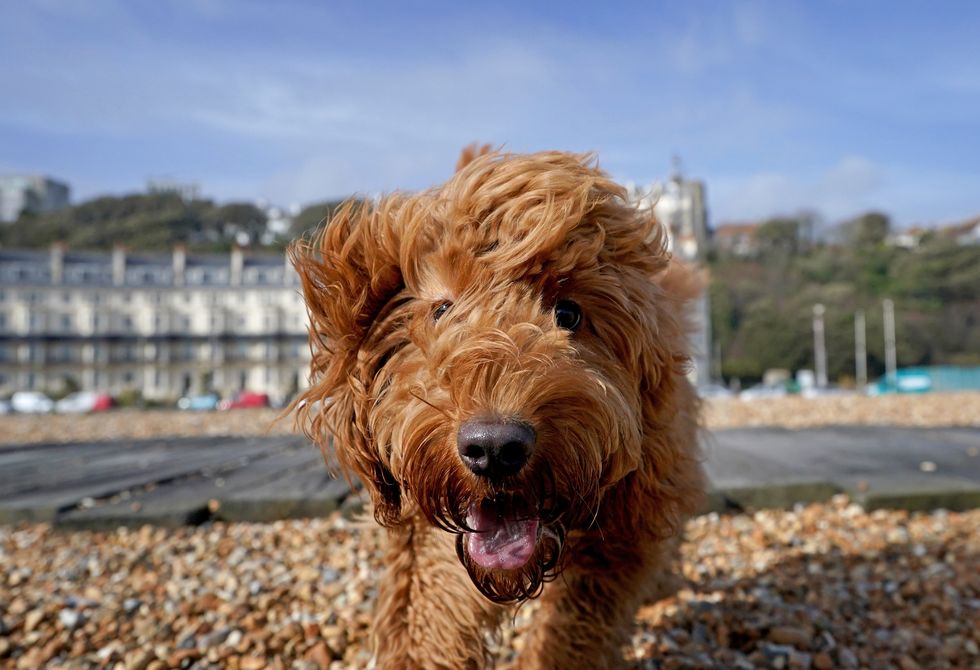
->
[[291, 149, 704, 670]]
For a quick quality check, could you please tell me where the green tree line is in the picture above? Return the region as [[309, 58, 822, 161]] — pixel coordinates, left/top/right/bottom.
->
[[709, 213, 980, 385], [1, 193, 351, 252]]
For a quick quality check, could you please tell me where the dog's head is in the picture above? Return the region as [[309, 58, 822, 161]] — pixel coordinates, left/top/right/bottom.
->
[[292, 150, 700, 602]]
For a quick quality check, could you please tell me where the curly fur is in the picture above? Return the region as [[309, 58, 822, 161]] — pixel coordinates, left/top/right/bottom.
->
[[291, 149, 705, 669]]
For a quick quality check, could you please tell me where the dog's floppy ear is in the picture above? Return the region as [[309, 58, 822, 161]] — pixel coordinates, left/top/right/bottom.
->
[[642, 250, 706, 404], [289, 199, 407, 526], [656, 257, 706, 317], [455, 142, 495, 172]]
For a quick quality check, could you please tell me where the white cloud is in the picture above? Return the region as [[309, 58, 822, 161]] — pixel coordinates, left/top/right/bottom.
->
[[711, 156, 886, 223], [711, 156, 980, 226]]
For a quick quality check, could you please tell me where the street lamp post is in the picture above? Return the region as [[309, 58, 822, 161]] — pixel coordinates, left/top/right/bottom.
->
[[813, 303, 828, 389], [883, 299, 897, 383], [855, 309, 867, 388]]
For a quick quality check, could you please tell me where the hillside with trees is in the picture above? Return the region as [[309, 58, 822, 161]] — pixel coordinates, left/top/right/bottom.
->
[[708, 213, 980, 385], [0, 194, 355, 252], [1, 193, 270, 252]]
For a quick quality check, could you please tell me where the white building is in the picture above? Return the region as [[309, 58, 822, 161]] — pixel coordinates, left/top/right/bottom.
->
[[627, 165, 712, 387], [0, 175, 71, 223], [0, 245, 310, 403]]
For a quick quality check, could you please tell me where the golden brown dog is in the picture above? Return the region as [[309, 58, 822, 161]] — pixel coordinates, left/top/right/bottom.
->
[[291, 148, 704, 670]]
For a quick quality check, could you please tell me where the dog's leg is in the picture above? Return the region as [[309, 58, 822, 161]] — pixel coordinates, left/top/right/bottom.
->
[[373, 515, 503, 670], [511, 536, 678, 670]]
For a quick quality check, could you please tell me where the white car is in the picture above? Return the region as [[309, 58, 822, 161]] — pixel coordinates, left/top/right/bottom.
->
[[55, 391, 104, 414], [739, 384, 788, 401], [11, 391, 55, 413], [698, 383, 735, 399]]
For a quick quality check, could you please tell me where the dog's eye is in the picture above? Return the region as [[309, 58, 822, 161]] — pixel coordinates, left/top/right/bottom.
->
[[433, 301, 452, 322], [554, 299, 582, 332]]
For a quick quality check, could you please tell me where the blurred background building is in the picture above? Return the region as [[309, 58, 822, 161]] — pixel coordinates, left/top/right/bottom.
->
[[0, 244, 309, 403], [627, 161, 712, 387], [0, 174, 70, 223]]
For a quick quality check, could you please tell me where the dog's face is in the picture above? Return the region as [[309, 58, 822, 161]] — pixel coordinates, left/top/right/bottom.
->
[[292, 151, 696, 603]]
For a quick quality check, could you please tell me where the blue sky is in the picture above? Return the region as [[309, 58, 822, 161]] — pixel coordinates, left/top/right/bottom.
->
[[2, 1, 979, 227]]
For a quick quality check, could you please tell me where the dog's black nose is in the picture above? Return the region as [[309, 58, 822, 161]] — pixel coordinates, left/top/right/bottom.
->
[[457, 420, 535, 479]]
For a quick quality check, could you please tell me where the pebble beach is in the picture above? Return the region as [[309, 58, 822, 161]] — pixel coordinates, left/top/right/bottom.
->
[[1, 393, 978, 669]]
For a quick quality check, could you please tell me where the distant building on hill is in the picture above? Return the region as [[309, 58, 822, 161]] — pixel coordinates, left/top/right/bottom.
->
[[886, 226, 928, 249], [146, 178, 201, 202], [941, 217, 980, 246], [626, 161, 709, 262], [0, 245, 309, 403], [0, 175, 71, 223], [712, 222, 762, 257], [626, 161, 712, 386]]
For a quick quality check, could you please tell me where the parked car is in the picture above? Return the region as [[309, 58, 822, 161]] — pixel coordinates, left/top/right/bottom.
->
[[801, 386, 854, 399], [219, 391, 270, 410], [11, 391, 55, 413], [869, 370, 933, 395], [698, 383, 735, 400], [177, 393, 220, 411], [55, 391, 114, 414], [739, 384, 788, 401]]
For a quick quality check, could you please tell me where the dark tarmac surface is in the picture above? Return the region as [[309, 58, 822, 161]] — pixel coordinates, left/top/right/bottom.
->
[[1, 427, 977, 527]]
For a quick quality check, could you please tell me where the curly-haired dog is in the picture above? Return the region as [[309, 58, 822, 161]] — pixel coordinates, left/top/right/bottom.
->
[[291, 148, 704, 670]]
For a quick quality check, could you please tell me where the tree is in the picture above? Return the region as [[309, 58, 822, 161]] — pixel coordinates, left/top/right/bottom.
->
[[755, 217, 803, 259], [841, 211, 891, 249]]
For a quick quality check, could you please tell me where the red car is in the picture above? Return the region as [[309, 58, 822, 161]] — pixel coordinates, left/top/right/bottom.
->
[[219, 391, 270, 410]]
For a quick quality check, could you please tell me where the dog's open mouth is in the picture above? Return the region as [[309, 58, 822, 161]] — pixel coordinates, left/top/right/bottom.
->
[[465, 497, 540, 571]]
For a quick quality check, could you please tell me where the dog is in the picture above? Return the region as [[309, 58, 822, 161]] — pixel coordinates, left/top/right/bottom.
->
[[290, 147, 705, 670]]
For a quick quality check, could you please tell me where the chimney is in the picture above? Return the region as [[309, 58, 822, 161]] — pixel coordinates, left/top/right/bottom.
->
[[173, 244, 187, 286], [230, 245, 244, 286], [112, 244, 126, 286], [50, 241, 66, 284]]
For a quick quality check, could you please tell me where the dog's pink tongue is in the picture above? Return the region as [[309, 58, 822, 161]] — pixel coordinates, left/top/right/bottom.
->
[[466, 504, 539, 571]]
